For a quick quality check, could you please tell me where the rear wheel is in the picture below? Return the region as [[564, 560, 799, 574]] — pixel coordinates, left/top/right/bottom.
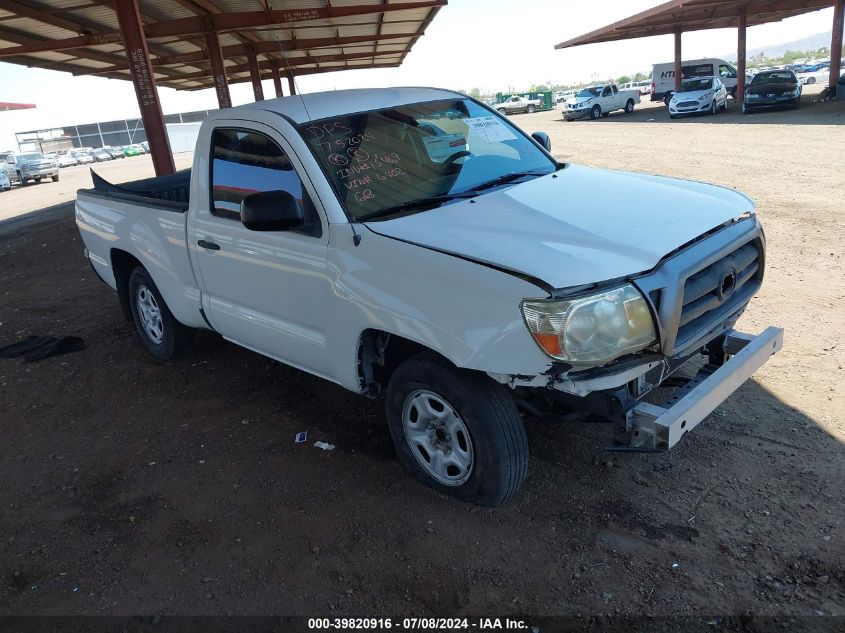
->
[[590, 104, 601, 120], [624, 99, 635, 113], [385, 352, 528, 506], [128, 267, 194, 360], [51, 174, 59, 182], [806, 77, 815, 85], [16, 171, 27, 186]]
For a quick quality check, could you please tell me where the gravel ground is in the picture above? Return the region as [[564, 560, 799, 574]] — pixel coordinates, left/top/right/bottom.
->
[[0, 94, 843, 621]]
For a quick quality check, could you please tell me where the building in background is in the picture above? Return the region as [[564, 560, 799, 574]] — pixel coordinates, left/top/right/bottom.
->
[[15, 110, 211, 153]]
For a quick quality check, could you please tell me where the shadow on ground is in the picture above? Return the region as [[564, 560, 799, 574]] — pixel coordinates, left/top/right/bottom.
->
[[0, 213, 842, 618]]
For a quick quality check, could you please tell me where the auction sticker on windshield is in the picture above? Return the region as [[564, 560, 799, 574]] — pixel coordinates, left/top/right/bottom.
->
[[462, 117, 517, 143], [420, 134, 467, 162]]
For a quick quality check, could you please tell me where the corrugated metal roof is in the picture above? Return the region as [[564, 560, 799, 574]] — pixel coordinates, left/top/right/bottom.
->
[[555, 0, 837, 49], [0, 0, 446, 90]]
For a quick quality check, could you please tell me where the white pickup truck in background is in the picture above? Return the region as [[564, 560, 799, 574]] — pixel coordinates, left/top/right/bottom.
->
[[564, 83, 641, 120], [76, 87, 782, 506], [495, 94, 543, 115]]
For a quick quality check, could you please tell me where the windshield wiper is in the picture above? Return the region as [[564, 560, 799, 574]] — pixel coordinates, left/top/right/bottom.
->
[[357, 192, 477, 222], [463, 171, 547, 194]]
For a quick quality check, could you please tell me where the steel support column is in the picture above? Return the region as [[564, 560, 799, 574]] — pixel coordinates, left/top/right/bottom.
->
[[113, 0, 174, 176], [737, 13, 747, 107], [287, 70, 296, 96], [205, 32, 231, 109], [831, 0, 844, 93], [673, 29, 682, 92], [248, 54, 264, 101], [271, 67, 283, 98]]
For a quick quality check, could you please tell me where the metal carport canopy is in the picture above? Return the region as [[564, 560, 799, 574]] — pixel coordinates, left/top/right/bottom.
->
[[0, 0, 447, 175], [554, 0, 844, 106]]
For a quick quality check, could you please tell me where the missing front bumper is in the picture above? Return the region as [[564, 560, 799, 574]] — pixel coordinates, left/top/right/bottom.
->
[[618, 327, 784, 451]]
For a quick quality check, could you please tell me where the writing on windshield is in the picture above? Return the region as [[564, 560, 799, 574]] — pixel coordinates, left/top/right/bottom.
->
[[298, 98, 555, 221]]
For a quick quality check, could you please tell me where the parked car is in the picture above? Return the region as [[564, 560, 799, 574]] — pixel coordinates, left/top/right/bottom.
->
[[795, 64, 829, 85], [141, 141, 150, 153], [563, 83, 640, 120], [57, 153, 79, 168], [495, 95, 543, 115], [122, 146, 141, 157], [1, 151, 59, 185], [0, 170, 10, 192], [104, 147, 125, 159], [75, 87, 782, 506], [652, 58, 750, 104], [743, 70, 802, 113], [91, 148, 113, 162], [668, 76, 728, 118], [71, 150, 95, 165], [621, 80, 652, 95]]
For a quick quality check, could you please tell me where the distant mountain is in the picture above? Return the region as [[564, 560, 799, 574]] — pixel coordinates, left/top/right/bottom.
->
[[721, 32, 831, 61]]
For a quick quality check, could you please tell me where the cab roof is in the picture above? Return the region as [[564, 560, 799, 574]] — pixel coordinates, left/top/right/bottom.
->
[[209, 87, 465, 126]]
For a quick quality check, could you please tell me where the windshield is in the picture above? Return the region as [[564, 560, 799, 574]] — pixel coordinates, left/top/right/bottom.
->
[[298, 98, 556, 221], [752, 72, 795, 85], [19, 153, 45, 161], [680, 78, 712, 92], [576, 87, 601, 98]]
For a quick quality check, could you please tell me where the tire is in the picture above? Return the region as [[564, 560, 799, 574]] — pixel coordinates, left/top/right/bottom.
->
[[624, 99, 635, 113], [710, 100, 717, 115], [590, 104, 601, 120], [669, 113, 677, 119], [526, 105, 535, 114], [663, 93, 673, 106], [731, 87, 737, 100], [496, 109, 507, 116], [35, 177, 42, 183], [128, 267, 194, 360], [385, 352, 528, 506], [807, 77, 815, 85], [16, 171, 27, 186], [51, 174, 59, 182]]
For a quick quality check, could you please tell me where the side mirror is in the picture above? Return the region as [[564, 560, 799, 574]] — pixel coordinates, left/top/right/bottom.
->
[[240, 190, 304, 231], [531, 131, 551, 152]]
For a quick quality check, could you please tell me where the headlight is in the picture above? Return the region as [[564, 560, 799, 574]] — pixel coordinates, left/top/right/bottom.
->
[[699, 94, 711, 102], [522, 284, 657, 367]]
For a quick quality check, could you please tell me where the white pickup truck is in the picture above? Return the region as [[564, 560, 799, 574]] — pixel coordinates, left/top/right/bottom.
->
[[76, 87, 782, 506], [495, 94, 543, 115], [564, 83, 641, 120]]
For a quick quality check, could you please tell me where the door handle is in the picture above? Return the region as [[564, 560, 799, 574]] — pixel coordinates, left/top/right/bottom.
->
[[197, 239, 220, 251]]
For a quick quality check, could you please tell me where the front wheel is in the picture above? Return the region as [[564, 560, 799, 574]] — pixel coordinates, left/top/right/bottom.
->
[[624, 99, 635, 113], [496, 109, 508, 116], [664, 93, 673, 106], [710, 100, 717, 115], [526, 105, 536, 114], [51, 174, 59, 182], [128, 267, 194, 360], [385, 352, 528, 506], [590, 104, 601, 120]]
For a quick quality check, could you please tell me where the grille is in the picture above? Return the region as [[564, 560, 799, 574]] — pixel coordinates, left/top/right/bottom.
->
[[676, 242, 761, 344], [678, 100, 698, 107]]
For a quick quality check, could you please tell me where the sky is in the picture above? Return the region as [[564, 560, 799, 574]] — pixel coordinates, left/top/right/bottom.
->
[[0, 0, 836, 150]]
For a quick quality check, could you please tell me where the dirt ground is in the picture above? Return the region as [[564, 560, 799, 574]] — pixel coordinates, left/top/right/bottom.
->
[[0, 94, 843, 621]]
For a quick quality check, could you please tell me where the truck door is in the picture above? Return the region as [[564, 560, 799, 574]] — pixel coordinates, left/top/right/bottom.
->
[[189, 122, 335, 381]]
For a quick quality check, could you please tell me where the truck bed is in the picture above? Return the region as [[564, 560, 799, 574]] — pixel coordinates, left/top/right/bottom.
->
[[82, 169, 191, 212]]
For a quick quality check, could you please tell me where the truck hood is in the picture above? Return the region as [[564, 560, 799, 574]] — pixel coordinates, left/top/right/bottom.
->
[[363, 164, 755, 290], [566, 96, 594, 106]]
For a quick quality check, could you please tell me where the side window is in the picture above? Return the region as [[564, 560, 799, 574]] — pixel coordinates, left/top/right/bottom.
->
[[210, 128, 321, 236], [719, 64, 736, 78], [602, 87, 611, 97], [612, 85, 618, 95]]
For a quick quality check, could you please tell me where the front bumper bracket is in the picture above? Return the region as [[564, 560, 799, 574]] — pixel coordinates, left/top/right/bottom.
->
[[621, 327, 784, 450]]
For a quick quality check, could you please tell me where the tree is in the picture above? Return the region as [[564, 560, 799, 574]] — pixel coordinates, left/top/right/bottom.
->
[[467, 87, 482, 98], [617, 74, 632, 85]]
